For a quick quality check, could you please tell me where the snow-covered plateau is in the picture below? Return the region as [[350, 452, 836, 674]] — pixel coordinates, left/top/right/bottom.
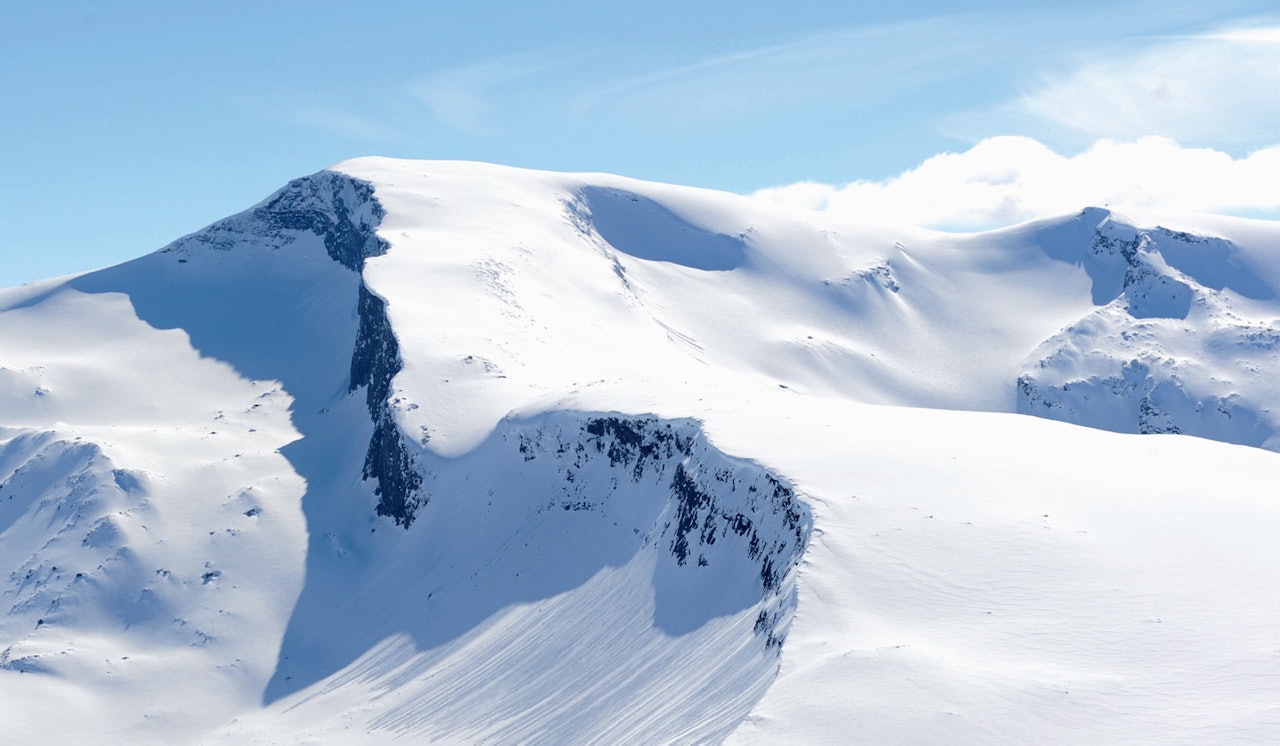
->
[[2, 158, 1279, 743]]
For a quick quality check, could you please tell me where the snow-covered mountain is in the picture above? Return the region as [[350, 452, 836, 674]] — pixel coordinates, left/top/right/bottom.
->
[[3, 159, 1280, 743]]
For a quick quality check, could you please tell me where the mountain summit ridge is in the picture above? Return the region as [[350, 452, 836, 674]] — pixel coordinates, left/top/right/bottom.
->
[[2, 158, 1279, 742]]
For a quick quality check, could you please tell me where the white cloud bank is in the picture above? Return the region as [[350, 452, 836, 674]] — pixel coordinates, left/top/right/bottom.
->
[[755, 136, 1280, 229]]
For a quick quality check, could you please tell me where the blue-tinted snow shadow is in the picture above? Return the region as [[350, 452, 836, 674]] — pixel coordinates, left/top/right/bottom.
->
[[1150, 227, 1275, 301], [67, 243, 355, 404], [64, 240, 783, 713], [261, 412, 788, 704], [581, 186, 747, 271], [1033, 207, 1276, 307], [1031, 207, 1129, 306]]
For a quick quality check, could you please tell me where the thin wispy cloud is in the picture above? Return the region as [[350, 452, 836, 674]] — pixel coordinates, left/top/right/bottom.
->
[[392, 19, 1007, 144], [755, 136, 1280, 229], [293, 108, 394, 141], [570, 16, 1020, 127], [1201, 24, 1280, 42], [254, 7, 1280, 206], [410, 51, 579, 135], [569, 36, 821, 120], [246, 93, 398, 142], [996, 23, 1280, 151]]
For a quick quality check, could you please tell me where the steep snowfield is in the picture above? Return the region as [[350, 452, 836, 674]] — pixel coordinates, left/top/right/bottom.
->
[[1, 157, 1278, 742]]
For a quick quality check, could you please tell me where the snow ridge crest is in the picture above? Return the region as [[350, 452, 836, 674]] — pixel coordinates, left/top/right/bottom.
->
[[160, 171, 389, 270]]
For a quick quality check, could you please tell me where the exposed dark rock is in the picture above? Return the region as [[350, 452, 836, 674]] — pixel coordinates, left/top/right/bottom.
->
[[349, 283, 423, 527], [573, 415, 809, 646], [160, 170, 422, 524], [671, 463, 713, 565], [252, 175, 389, 271], [160, 171, 389, 267], [1138, 394, 1182, 435], [585, 417, 694, 481], [1018, 213, 1278, 449], [350, 284, 399, 406], [246, 172, 425, 527]]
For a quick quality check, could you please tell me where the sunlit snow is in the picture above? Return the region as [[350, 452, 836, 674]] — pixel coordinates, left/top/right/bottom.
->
[[2, 158, 1278, 742]]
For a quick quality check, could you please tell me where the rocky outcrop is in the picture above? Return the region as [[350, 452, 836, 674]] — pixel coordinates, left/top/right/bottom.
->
[[350, 283, 423, 526], [266, 410, 814, 739], [1018, 211, 1280, 450], [160, 172, 389, 268], [507, 414, 811, 649], [163, 170, 425, 524]]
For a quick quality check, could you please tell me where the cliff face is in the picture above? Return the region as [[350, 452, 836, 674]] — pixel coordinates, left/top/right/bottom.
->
[[146, 172, 818, 739], [255, 175, 424, 525], [160, 172, 389, 269], [158, 171, 425, 523], [349, 282, 423, 525], [523, 414, 810, 648]]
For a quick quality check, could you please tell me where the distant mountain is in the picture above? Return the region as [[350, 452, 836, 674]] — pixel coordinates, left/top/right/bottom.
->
[[2, 159, 1279, 742]]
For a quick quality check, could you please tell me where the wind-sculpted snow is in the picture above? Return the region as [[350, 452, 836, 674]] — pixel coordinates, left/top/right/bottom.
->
[[0, 162, 813, 740], [0, 428, 262, 668], [1018, 210, 1280, 449], [3, 157, 1280, 742], [575, 186, 749, 271], [0, 432, 139, 673]]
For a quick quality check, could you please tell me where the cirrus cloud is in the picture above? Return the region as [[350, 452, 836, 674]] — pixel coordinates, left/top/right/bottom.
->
[[1013, 28, 1280, 150]]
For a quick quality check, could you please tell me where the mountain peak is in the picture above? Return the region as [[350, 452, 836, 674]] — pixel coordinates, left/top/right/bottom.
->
[[3, 162, 1280, 741]]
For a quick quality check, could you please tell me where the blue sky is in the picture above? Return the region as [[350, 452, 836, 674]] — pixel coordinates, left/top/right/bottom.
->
[[3, 1, 1279, 287]]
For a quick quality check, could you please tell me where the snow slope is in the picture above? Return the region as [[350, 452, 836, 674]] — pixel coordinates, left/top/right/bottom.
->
[[1, 158, 1278, 742]]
